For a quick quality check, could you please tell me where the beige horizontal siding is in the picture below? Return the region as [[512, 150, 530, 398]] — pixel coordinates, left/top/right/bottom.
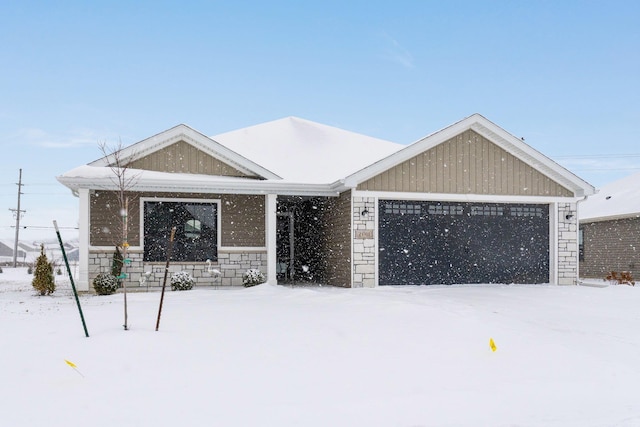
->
[[90, 191, 265, 247], [358, 129, 572, 197], [129, 140, 255, 177]]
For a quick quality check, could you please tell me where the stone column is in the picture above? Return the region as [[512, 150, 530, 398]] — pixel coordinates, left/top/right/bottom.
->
[[352, 196, 376, 287], [557, 202, 578, 285]]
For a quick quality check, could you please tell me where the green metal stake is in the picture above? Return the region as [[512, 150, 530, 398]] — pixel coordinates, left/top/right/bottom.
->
[[53, 220, 89, 338]]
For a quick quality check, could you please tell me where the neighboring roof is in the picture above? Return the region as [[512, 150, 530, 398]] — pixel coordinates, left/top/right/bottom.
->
[[580, 171, 640, 222], [344, 113, 596, 198], [0, 240, 33, 251], [212, 117, 402, 183]]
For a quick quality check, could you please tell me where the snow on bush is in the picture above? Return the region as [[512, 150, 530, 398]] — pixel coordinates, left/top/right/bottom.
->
[[242, 268, 266, 287], [93, 273, 119, 295], [171, 271, 195, 291]]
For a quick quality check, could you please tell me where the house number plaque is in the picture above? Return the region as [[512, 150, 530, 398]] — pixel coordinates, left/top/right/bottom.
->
[[355, 230, 374, 239]]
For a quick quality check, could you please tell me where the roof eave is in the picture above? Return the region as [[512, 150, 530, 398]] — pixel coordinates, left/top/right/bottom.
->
[[57, 175, 342, 198]]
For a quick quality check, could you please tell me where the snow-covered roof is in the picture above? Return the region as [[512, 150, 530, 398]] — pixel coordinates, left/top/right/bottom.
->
[[57, 165, 348, 197], [211, 117, 402, 183], [580, 171, 640, 222], [57, 115, 595, 199]]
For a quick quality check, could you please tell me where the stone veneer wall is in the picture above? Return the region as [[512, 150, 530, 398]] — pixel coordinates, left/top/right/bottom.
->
[[352, 196, 376, 287], [88, 249, 267, 289], [557, 202, 578, 285]]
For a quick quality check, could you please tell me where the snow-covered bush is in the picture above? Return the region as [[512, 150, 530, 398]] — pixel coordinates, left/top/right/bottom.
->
[[93, 273, 119, 295], [171, 271, 195, 291], [243, 269, 266, 287]]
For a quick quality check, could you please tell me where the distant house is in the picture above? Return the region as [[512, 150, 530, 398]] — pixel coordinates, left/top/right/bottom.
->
[[579, 171, 640, 280], [57, 114, 595, 291], [0, 240, 28, 264], [0, 239, 79, 265]]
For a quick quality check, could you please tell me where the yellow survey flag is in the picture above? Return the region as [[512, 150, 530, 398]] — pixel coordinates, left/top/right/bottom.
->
[[489, 338, 497, 352], [65, 359, 84, 377]]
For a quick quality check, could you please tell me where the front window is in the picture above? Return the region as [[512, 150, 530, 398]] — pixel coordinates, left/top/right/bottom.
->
[[143, 200, 219, 262]]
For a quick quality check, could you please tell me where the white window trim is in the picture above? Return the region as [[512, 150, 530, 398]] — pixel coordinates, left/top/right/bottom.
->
[[139, 197, 222, 261]]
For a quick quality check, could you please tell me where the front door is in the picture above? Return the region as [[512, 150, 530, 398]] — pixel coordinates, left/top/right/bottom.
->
[[276, 212, 294, 281]]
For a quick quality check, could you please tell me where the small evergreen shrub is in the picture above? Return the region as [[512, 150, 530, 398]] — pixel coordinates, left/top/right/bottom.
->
[[0, 266, 3, 273], [32, 244, 55, 295], [171, 271, 195, 291], [243, 269, 266, 287], [27, 266, 33, 274], [56, 267, 62, 275], [111, 246, 123, 278], [93, 273, 119, 295]]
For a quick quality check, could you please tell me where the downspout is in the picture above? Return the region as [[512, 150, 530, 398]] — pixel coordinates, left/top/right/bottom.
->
[[575, 195, 589, 285]]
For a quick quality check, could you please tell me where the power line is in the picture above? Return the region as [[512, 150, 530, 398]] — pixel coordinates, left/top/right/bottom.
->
[[552, 154, 640, 159], [567, 166, 640, 170], [1, 225, 78, 230]]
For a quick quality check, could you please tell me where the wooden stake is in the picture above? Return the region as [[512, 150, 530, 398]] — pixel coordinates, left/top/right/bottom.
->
[[155, 227, 176, 331]]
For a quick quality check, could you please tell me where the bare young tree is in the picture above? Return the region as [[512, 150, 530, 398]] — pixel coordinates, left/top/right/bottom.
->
[[98, 139, 139, 330]]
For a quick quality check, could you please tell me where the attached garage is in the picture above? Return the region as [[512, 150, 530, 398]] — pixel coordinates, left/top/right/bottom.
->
[[346, 114, 596, 287], [378, 200, 549, 285]]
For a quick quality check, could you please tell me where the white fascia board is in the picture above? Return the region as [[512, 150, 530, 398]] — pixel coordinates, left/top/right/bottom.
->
[[343, 114, 596, 198], [89, 124, 281, 180], [468, 116, 596, 197], [353, 190, 584, 204], [58, 173, 341, 197], [343, 115, 481, 187]]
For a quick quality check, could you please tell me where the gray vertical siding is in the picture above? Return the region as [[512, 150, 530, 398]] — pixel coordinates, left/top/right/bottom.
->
[[358, 129, 572, 197], [129, 140, 255, 177]]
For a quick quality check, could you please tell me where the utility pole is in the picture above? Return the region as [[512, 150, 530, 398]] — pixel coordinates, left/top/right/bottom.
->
[[9, 169, 25, 268]]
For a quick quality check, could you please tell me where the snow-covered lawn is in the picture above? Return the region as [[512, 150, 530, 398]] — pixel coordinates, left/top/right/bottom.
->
[[2, 268, 639, 427]]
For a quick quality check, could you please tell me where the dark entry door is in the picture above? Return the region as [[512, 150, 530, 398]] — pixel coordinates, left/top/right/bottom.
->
[[378, 201, 549, 285], [276, 213, 294, 281]]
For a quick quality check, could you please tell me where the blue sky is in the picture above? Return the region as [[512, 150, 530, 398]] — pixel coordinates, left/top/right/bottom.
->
[[1, 0, 639, 241]]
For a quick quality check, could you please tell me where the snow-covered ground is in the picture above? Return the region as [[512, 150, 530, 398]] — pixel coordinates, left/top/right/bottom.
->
[[2, 268, 639, 427]]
